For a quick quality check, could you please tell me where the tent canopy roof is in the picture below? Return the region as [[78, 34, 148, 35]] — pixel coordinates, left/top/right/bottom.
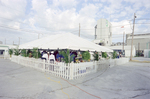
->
[[19, 33, 113, 52]]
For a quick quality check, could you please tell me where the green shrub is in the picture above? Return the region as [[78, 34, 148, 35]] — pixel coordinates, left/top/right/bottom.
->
[[82, 51, 90, 61], [102, 52, 107, 58], [14, 48, 20, 56], [93, 52, 99, 61], [21, 49, 28, 57], [9, 49, 13, 57], [32, 48, 41, 58], [59, 49, 75, 64], [112, 51, 117, 59]]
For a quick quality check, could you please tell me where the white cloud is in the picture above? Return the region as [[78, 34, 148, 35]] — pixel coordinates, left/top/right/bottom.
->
[[29, 1, 98, 38], [29, 18, 36, 28], [52, 0, 77, 9], [111, 20, 132, 35], [32, 0, 48, 12], [12, 22, 20, 29], [0, 0, 26, 19], [79, 4, 99, 18]]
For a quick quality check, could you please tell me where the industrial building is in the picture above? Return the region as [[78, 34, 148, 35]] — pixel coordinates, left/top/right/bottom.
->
[[93, 19, 112, 46], [126, 33, 150, 55], [93, 18, 136, 57], [144, 49, 150, 58]]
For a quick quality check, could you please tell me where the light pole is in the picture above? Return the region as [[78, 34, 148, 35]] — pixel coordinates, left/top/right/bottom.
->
[[130, 13, 136, 61], [123, 32, 125, 56], [79, 23, 80, 37], [121, 26, 125, 57]]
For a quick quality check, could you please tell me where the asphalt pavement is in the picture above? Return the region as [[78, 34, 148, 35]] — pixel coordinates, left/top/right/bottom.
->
[[0, 58, 150, 99]]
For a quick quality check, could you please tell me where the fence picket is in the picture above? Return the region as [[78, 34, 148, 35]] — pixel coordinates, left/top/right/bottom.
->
[[11, 55, 122, 80]]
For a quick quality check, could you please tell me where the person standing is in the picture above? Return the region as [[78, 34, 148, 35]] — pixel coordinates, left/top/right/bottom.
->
[[41, 52, 48, 60], [99, 52, 102, 60], [49, 51, 55, 71]]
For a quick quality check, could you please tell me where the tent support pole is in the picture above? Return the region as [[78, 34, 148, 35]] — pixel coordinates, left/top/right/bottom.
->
[[26, 49, 27, 57], [68, 49, 70, 65], [37, 49, 38, 59]]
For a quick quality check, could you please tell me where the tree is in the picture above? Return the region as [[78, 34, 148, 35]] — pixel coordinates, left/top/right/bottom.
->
[[59, 49, 75, 64], [102, 52, 107, 58], [9, 49, 13, 57], [82, 51, 90, 61], [93, 52, 99, 61]]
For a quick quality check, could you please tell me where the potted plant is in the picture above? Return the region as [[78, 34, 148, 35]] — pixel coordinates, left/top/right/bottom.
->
[[112, 51, 117, 59], [32, 48, 41, 59], [14, 48, 20, 56], [102, 52, 107, 58], [9, 49, 13, 58], [93, 52, 99, 61], [82, 51, 90, 62], [59, 49, 75, 65], [21, 49, 27, 57]]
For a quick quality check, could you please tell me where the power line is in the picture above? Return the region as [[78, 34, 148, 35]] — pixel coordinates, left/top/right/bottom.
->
[[1, 23, 150, 37], [0, 17, 80, 33], [0, 25, 45, 34], [129, 18, 150, 21], [0, 25, 76, 35]]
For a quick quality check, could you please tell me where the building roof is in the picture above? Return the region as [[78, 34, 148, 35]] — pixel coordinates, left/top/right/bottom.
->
[[127, 35, 150, 39], [0, 44, 18, 49], [106, 45, 135, 50]]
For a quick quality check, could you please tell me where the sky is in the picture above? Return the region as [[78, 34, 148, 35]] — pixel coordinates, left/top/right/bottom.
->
[[0, 0, 150, 45]]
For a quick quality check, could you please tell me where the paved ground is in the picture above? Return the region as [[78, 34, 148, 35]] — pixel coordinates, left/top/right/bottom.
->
[[132, 57, 150, 61], [0, 58, 150, 99]]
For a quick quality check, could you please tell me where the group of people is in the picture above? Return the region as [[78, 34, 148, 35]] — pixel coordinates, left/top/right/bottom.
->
[[41, 51, 56, 71], [41, 51, 55, 62], [117, 52, 122, 58]]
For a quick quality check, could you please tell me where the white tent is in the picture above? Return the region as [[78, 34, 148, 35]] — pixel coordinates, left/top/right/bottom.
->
[[19, 33, 113, 52]]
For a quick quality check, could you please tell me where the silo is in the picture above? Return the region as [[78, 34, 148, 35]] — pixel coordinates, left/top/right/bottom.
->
[[96, 19, 112, 46]]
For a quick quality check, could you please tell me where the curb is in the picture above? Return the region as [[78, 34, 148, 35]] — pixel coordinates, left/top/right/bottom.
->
[[130, 60, 150, 63]]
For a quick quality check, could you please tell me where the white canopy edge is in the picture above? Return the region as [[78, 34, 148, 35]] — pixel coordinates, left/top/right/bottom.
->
[[19, 33, 113, 52]]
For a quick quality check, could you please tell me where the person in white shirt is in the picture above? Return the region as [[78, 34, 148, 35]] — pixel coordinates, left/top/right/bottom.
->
[[42, 52, 48, 60], [49, 51, 55, 71], [49, 51, 55, 61]]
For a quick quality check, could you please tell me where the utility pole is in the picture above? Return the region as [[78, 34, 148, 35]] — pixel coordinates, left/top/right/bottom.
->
[[79, 23, 80, 37], [123, 32, 125, 56], [5, 38, 6, 44], [130, 13, 136, 61], [138, 43, 139, 56], [95, 25, 97, 39]]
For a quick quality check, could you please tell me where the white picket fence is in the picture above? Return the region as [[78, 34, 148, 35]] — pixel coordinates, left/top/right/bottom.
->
[[11, 55, 98, 80], [11, 55, 129, 80]]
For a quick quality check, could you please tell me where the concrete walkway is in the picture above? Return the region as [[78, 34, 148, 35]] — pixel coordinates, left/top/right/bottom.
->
[[0, 59, 150, 99]]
